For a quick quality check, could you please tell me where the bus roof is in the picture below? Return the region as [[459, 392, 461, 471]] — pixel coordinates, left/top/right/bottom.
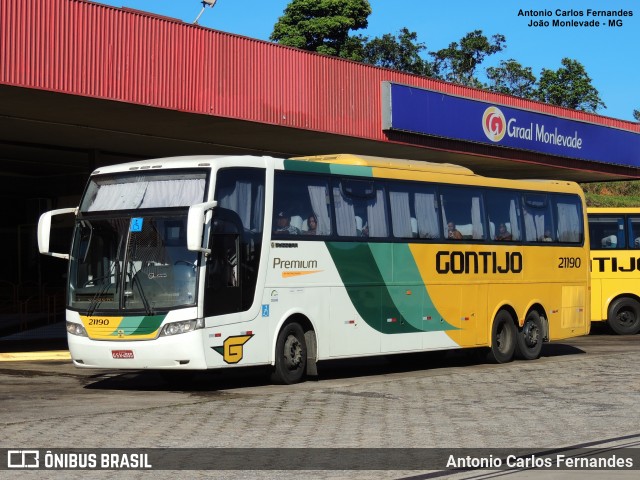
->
[[291, 153, 475, 176], [90, 155, 235, 175], [587, 207, 640, 214], [89, 154, 583, 197]]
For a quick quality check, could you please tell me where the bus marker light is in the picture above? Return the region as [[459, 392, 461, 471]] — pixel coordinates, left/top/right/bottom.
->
[[345, 320, 355, 324], [387, 318, 397, 323], [214, 333, 221, 338], [424, 316, 432, 321], [242, 331, 253, 335]]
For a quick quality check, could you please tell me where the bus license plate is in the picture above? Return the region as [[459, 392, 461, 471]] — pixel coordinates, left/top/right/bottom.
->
[[112, 350, 134, 359]]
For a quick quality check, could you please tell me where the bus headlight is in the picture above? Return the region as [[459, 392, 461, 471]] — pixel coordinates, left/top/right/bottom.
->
[[160, 319, 203, 336], [66, 321, 88, 337]]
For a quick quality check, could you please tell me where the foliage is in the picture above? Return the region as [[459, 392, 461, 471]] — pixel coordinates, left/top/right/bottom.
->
[[360, 28, 431, 76], [536, 58, 606, 112], [270, 0, 371, 59], [634, 109, 640, 122], [430, 30, 506, 88], [271, 2, 609, 117], [581, 181, 640, 207], [485, 59, 536, 99]]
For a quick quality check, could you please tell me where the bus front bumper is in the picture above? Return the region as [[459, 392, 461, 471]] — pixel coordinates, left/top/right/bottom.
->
[[67, 330, 207, 370]]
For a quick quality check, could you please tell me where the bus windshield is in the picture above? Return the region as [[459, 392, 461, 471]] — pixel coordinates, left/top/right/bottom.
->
[[68, 214, 198, 314]]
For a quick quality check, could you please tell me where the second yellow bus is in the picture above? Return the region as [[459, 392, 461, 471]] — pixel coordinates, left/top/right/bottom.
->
[[588, 207, 640, 335]]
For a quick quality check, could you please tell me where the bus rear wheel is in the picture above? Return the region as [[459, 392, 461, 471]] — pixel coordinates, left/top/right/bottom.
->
[[489, 311, 516, 363], [515, 311, 543, 360], [608, 298, 640, 335], [271, 322, 307, 384]]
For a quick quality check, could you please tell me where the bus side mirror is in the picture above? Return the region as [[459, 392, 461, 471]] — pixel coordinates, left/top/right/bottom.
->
[[38, 207, 77, 259], [187, 200, 217, 254]]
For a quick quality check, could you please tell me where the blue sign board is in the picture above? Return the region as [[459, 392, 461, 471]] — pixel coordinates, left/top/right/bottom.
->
[[382, 82, 640, 168]]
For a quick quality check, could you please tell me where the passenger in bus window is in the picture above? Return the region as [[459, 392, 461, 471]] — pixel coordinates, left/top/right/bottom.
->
[[541, 230, 553, 242], [447, 222, 463, 240], [495, 223, 513, 241], [274, 211, 300, 235], [602, 235, 617, 248], [303, 214, 318, 235]]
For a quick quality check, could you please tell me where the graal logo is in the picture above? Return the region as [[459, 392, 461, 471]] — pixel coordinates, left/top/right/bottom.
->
[[8, 450, 40, 468], [482, 106, 506, 142]]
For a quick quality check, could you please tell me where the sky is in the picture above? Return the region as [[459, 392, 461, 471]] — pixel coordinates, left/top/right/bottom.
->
[[94, 0, 639, 122]]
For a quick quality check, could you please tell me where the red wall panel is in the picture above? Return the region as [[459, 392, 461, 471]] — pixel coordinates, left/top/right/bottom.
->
[[2, 0, 638, 141]]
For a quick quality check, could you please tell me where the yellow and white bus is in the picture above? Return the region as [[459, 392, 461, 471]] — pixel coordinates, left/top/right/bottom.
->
[[38, 154, 590, 383], [588, 207, 640, 334]]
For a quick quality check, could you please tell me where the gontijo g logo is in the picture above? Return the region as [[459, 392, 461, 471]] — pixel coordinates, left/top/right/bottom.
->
[[482, 106, 506, 142]]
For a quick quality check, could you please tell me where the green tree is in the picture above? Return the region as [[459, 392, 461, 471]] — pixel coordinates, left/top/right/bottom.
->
[[270, 0, 372, 59], [536, 58, 605, 112], [430, 30, 506, 88], [634, 110, 640, 122], [360, 28, 432, 76], [486, 59, 536, 99]]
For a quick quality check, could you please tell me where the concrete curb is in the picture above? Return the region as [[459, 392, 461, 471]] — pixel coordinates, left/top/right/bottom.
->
[[0, 351, 71, 362]]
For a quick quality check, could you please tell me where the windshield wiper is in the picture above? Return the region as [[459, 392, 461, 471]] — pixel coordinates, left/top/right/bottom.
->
[[127, 262, 154, 317], [87, 264, 119, 317], [87, 235, 123, 317]]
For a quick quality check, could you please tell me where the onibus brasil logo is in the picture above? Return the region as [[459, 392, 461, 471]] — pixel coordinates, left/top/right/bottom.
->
[[481, 105, 583, 149]]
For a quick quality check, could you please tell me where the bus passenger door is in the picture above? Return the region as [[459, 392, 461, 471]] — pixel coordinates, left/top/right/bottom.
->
[[204, 215, 242, 317]]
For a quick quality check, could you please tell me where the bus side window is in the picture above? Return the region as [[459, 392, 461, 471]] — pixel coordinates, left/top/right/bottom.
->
[[439, 187, 486, 241], [388, 184, 440, 239], [553, 195, 583, 244], [628, 217, 640, 248], [523, 193, 554, 243], [588, 215, 623, 250], [273, 172, 332, 237], [333, 179, 388, 238], [484, 190, 521, 241]]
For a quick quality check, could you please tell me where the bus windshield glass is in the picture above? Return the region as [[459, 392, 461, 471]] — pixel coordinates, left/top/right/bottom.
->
[[80, 171, 207, 212], [68, 215, 198, 314]]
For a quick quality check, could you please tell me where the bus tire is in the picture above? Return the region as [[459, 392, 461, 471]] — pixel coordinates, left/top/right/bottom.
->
[[515, 311, 543, 360], [608, 298, 640, 335], [488, 310, 516, 364], [271, 322, 307, 384]]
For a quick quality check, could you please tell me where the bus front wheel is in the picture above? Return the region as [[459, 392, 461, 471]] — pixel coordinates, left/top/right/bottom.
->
[[608, 298, 640, 335], [515, 311, 543, 360], [271, 322, 307, 384], [489, 311, 516, 363]]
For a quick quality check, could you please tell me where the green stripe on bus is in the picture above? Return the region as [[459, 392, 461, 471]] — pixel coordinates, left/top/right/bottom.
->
[[326, 242, 453, 334], [368, 243, 455, 332], [109, 315, 166, 336], [284, 160, 373, 177]]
